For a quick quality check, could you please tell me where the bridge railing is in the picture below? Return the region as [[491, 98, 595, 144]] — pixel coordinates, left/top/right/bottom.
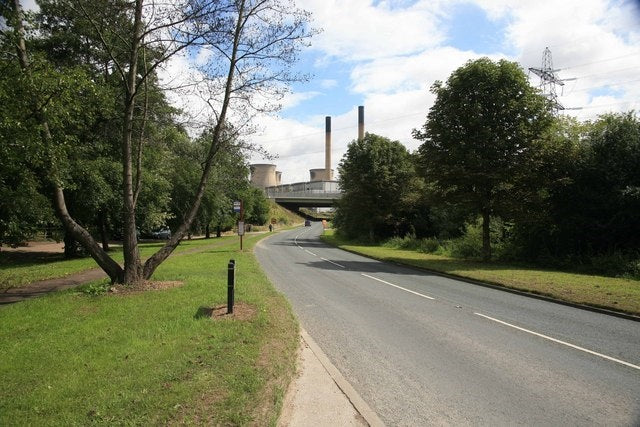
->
[[264, 180, 342, 199]]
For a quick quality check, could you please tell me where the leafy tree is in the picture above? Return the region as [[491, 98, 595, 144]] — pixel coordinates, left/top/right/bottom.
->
[[547, 113, 640, 256], [4, 0, 314, 284], [242, 186, 270, 226], [414, 58, 553, 260], [335, 133, 421, 241], [505, 116, 585, 259]]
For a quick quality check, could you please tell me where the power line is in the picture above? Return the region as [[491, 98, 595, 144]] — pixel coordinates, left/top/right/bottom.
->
[[570, 65, 639, 80], [559, 51, 640, 71], [565, 76, 640, 94], [578, 100, 638, 110]]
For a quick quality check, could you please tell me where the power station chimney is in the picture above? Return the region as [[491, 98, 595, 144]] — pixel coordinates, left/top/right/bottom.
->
[[358, 105, 365, 141], [325, 116, 332, 180]]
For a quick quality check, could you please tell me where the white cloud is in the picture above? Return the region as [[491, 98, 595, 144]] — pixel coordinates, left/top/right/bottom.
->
[[320, 79, 338, 89], [349, 46, 499, 94], [280, 91, 321, 110], [300, 0, 447, 61]]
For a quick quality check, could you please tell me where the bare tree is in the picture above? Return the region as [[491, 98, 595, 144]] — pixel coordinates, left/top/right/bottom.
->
[[6, 0, 314, 284]]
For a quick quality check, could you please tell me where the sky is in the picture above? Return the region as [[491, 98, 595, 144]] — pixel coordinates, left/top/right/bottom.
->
[[20, 0, 640, 184], [240, 0, 640, 184]]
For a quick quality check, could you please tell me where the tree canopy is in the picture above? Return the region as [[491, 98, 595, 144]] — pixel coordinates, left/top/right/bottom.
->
[[335, 133, 422, 241], [413, 57, 553, 260], [1, 0, 314, 284]]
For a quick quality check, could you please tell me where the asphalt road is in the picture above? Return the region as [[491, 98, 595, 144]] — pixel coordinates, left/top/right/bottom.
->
[[255, 223, 640, 426]]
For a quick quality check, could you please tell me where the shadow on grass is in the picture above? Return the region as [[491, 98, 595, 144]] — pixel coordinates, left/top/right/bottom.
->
[[194, 306, 214, 319], [0, 251, 66, 268]]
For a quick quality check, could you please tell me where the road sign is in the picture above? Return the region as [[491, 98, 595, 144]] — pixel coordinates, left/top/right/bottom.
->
[[233, 201, 241, 213], [237, 221, 245, 236]]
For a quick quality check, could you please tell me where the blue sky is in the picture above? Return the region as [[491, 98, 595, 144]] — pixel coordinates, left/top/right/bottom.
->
[[236, 0, 640, 183]]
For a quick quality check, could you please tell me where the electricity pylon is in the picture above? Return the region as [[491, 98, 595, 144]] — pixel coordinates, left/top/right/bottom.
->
[[529, 47, 577, 113]]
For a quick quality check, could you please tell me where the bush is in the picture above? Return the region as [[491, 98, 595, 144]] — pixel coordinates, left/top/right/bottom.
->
[[448, 228, 483, 259], [382, 236, 443, 254], [417, 238, 441, 254], [585, 252, 640, 278], [382, 236, 405, 248]]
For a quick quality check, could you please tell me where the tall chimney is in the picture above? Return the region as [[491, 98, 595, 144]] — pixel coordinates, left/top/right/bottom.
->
[[358, 105, 365, 141], [325, 116, 332, 180]]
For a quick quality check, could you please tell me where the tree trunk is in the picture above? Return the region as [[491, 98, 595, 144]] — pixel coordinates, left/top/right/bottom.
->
[[11, 0, 124, 283], [98, 211, 109, 251], [121, 0, 145, 285], [205, 224, 210, 239], [482, 208, 491, 262], [216, 225, 221, 238]]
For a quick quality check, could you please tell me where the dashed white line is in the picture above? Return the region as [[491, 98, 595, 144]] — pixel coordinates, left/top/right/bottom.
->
[[321, 257, 346, 268], [475, 313, 640, 371], [361, 273, 435, 300], [294, 229, 310, 249], [294, 227, 345, 268]]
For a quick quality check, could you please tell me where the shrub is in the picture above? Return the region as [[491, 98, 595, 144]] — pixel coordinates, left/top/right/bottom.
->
[[448, 227, 483, 259], [417, 238, 441, 254], [382, 236, 404, 248], [586, 252, 640, 278]]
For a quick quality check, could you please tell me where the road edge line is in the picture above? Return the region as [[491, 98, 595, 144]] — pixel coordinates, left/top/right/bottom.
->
[[300, 329, 385, 427]]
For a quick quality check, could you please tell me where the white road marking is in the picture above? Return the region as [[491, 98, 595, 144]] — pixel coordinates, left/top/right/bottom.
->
[[294, 227, 346, 268], [294, 229, 309, 249], [475, 313, 640, 371], [321, 257, 346, 268], [361, 273, 435, 300]]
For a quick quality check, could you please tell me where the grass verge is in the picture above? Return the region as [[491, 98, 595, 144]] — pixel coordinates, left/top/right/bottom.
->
[[322, 229, 640, 316], [0, 233, 298, 425]]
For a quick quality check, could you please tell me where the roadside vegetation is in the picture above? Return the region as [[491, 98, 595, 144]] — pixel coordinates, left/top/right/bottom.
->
[[299, 208, 334, 221], [0, 233, 298, 425], [323, 229, 640, 315], [334, 58, 640, 289], [268, 201, 305, 228]]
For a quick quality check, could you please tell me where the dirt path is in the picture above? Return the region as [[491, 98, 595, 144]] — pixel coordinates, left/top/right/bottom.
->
[[0, 235, 265, 305]]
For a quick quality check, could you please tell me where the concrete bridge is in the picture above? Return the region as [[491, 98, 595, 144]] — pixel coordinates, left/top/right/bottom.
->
[[264, 181, 341, 208]]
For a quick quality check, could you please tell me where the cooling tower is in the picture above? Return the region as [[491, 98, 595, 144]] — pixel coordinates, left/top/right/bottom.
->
[[250, 164, 277, 188]]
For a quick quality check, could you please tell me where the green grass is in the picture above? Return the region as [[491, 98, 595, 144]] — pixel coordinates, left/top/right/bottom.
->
[[0, 233, 298, 425], [322, 230, 640, 316], [0, 236, 243, 290], [268, 200, 304, 226]]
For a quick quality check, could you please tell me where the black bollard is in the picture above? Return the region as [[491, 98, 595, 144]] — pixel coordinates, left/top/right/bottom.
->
[[227, 259, 235, 314]]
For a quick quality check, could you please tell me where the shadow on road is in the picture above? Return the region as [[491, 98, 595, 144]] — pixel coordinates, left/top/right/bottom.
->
[[299, 259, 441, 277]]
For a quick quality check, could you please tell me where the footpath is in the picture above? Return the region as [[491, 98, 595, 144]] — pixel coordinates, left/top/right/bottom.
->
[[0, 240, 384, 426]]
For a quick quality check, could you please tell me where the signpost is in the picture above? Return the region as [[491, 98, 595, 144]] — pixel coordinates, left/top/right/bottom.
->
[[234, 200, 244, 250]]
